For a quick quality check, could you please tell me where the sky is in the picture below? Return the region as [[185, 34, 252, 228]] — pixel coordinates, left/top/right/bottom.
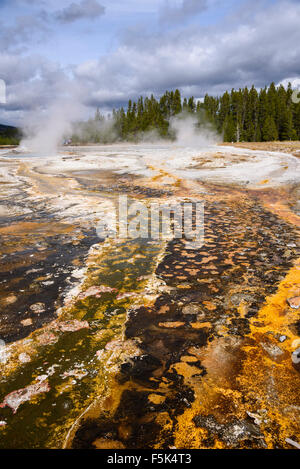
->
[[0, 0, 300, 126]]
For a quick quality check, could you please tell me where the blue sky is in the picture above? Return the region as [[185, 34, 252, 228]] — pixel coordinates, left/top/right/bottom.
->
[[0, 0, 300, 126]]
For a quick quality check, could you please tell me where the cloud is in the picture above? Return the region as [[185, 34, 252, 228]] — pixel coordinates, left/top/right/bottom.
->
[[1, 0, 300, 127], [72, 0, 300, 107], [0, 14, 49, 52], [160, 0, 208, 23], [55, 0, 105, 23], [0, 1, 106, 53]]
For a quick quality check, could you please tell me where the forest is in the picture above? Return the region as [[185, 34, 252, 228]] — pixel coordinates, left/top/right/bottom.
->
[[71, 82, 300, 144]]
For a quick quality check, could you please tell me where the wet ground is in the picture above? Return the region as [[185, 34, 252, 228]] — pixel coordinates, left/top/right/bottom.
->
[[0, 143, 299, 449]]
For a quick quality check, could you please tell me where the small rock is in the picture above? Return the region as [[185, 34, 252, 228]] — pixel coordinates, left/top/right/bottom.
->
[[182, 304, 202, 315], [18, 353, 31, 363], [285, 437, 300, 449], [37, 332, 58, 346], [30, 303, 46, 314], [63, 369, 88, 380], [21, 318, 33, 327], [261, 341, 284, 359], [292, 348, 300, 365], [292, 338, 300, 349], [278, 335, 287, 342], [287, 296, 300, 309], [4, 295, 17, 305], [54, 320, 89, 332], [77, 285, 116, 300], [116, 292, 136, 300], [158, 321, 185, 328]]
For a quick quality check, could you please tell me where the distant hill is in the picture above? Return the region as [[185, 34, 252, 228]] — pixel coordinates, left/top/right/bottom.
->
[[0, 123, 22, 145]]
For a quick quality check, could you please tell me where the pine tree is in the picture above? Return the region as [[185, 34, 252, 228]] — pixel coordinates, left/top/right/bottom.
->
[[223, 115, 236, 142], [188, 96, 196, 113], [95, 108, 104, 121], [262, 116, 278, 141], [172, 89, 182, 115]]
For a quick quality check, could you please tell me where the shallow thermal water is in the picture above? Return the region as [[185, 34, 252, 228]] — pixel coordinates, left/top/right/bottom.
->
[[0, 144, 299, 449]]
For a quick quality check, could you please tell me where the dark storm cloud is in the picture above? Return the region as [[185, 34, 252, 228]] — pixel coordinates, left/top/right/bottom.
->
[[55, 0, 106, 24]]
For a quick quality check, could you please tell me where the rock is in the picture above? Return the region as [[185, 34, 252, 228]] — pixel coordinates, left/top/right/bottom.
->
[[63, 369, 88, 380], [261, 341, 285, 361], [0, 380, 50, 413], [182, 304, 202, 315], [229, 293, 255, 307], [30, 302, 45, 314], [287, 296, 300, 309], [54, 320, 89, 332], [21, 318, 32, 327], [279, 335, 287, 343], [77, 285, 116, 300], [291, 348, 300, 370], [285, 438, 300, 449], [246, 411, 262, 426], [116, 292, 137, 300], [158, 321, 185, 328], [292, 338, 300, 348], [4, 295, 17, 305], [18, 353, 31, 363], [37, 332, 58, 345]]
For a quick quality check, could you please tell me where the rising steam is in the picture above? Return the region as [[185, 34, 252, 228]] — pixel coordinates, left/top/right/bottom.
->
[[20, 95, 219, 154], [169, 112, 219, 147], [20, 97, 86, 155]]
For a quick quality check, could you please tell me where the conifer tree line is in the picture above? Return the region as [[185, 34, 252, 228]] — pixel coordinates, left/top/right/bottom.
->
[[2, 82, 299, 145], [203, 82, 300, 142], [75, 82, 299, 144]]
